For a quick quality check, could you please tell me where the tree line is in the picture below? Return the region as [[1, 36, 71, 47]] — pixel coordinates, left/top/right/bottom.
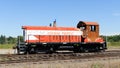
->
[[0, 34, 120, 44], [0, 35, 23, 44], [101, 34, 120, 42]]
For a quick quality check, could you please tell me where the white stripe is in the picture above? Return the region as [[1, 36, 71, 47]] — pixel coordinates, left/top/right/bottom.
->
[[27, 35, 38, 40], [26, 30, 83, 36]]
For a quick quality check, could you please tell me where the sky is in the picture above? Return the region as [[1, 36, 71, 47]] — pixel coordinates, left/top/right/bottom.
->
[[0, 0, 120, 37]]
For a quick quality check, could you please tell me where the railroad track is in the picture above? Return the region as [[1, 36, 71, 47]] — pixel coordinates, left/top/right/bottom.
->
[[0, 50, 120, 64]]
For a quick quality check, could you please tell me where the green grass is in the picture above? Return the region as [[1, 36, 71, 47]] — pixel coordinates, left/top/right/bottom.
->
[[107, 42, 120, 49], [0, 44, 15, 49], [91, 63, 104, 68]]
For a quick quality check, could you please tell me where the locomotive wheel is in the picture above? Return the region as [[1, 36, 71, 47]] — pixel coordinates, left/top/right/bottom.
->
[[84, 49, 89, 52], [49, 47, 54, 54], [95, 46, 99, 52], [28, 48, 36, 54], [46, 47, 55, 54], [79, 47, 84, 52], [73, 46, 79, 53], [100, 46, 105, 52], [24, 47, 36, 54]]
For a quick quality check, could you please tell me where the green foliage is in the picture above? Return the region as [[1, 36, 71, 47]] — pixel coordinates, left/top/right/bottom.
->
[[0, 35, 23, 44], [101, 34, 120, 42], [0, 35, 6, 44], [7, 36, 17, 44], [0, 35, 16, 44], [0, 35, 24, 49]]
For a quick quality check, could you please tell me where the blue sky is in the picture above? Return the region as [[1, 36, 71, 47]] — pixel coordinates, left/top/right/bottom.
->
[[0, 0, 120, 37]]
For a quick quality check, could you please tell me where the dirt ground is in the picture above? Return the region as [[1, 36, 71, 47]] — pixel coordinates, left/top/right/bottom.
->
[[0, 49, 27, 54], [0, 49, 120, 68], [0, 49, 16, 54], [0, 58, 120, 68]]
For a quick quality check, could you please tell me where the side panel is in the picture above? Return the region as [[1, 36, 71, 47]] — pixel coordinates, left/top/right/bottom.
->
[[25, 35, 82, 43], [24, 30, 82, 43]]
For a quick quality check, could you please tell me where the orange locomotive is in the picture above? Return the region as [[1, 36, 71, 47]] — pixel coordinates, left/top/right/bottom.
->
[[16, 21, 107, 54]]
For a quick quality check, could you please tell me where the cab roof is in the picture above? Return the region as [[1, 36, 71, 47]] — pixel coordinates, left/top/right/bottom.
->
[[77, 21, 99, 28], [78, 21, 99, 26]]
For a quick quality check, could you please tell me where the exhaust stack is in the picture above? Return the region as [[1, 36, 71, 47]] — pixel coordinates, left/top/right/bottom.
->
[[53, 19, 56, 27]]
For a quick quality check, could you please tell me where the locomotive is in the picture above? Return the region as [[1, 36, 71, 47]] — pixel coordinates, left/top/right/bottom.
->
[[16, 21, 107, 54]]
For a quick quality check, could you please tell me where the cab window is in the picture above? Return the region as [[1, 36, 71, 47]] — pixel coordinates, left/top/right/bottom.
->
[[90, 25, 96, 31]]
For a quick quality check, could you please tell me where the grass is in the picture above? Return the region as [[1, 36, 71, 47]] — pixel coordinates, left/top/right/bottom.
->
[[0, 44, 15, 49], [107, 42, 120, 49]]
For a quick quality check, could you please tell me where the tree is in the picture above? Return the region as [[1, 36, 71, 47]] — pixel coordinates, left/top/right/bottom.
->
[[101, 34, 120, 42], [17, 36, 24, 42], [7, 36, 17, 44], [0, 35, 6, 44]]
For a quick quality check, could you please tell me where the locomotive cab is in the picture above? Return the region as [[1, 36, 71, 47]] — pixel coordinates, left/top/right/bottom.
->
[[77, 21, 107, 52], [77, 21, 100, 42]]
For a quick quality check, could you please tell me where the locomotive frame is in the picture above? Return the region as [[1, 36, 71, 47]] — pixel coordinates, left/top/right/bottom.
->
[[16, 21, 107, 54]]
